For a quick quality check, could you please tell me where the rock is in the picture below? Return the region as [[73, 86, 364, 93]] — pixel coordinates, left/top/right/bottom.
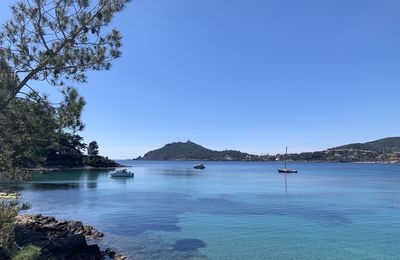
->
[[105, 248, 129, 260], [15, 215, 104, 240], [14, 215, 108, 260], [84, 225, 104, 239], [115, 255, 129, 260], [40, 234, 103, 260], [105, 248, 117, 258]]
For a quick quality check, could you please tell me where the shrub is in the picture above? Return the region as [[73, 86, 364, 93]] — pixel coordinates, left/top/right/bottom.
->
[[12, 245, 41, 260], [0, 200, 18, 258]]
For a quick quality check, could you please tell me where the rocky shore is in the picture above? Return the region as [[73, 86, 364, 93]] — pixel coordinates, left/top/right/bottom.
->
[[14, 214, 128, 260]]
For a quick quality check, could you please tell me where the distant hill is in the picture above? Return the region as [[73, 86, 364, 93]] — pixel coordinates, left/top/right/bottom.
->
[[285, 137, 400, 163], [136, 141, 260, 161], [331, 137, 400, 153], [136, 137, 400, 163]]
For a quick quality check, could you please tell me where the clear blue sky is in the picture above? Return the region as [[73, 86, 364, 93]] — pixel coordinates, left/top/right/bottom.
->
[[2, 0, 400, 158]]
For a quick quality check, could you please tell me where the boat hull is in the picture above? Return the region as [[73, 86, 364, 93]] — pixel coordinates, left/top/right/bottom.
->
[[277, 169, 298, 173], [111, 174, 134, 177], [111, 173, 134, 178]]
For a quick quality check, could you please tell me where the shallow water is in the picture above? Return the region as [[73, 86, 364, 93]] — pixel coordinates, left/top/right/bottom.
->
[[4, 161, 400, 259]]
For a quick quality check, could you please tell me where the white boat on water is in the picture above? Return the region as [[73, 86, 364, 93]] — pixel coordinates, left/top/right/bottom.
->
[[111, 169, 134, 177]]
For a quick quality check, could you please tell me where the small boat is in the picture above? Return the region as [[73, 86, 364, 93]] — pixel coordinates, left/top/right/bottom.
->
[[278, 169, 298, 173], [277, 146, 298, 173], [194, 163, 205, 169], [111, 169, 134, 177]]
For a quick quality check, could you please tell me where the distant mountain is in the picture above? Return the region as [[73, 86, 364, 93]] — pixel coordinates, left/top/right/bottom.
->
[[136, 141, 260, 161], [136, 137, 400, 163]]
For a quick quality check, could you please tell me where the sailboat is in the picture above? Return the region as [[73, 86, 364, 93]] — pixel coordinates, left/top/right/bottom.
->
[[277, 146, 298, 173]]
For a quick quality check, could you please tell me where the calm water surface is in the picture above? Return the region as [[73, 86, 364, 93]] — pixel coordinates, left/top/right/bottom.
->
[[5, 161, 400, 259]]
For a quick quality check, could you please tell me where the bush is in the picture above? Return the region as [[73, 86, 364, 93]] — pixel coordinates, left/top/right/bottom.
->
[[0, 200, 18, 258], [12, 245, 41, 260]]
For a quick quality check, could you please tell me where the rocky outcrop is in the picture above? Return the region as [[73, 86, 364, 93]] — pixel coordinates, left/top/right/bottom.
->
[[105, 248, 129, 260], [14, 214, 128, 260], [15, 214, 104, 240]]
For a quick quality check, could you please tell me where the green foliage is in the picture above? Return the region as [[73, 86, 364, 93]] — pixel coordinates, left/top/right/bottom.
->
[[0, 0, 129, 176], [0, 60, 86, 172], [0, 201, 19, 258], [12, 245, 41, 260], [0, 98, 57, 169], [45, 133, 86, 167], [0, 60, 118, 174], [87, 141, 99, 156], [0, 201, 40, 259], [0, 0, 130, 111], [83, 155, 119, 167], [85, 141, 119, 167], [0, 59, 18, 106], [58, 87, 86, 132]]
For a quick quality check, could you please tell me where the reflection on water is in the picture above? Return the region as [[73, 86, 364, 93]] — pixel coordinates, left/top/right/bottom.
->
[[3, 161, 400, 259], [30, 182, 81, 190]]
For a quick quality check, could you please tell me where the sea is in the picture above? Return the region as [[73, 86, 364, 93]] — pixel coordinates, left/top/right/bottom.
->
[[4, 161, 400, 259]]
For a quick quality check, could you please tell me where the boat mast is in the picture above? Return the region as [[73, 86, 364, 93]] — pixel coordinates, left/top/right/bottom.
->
[[284, 146, 287, 169]]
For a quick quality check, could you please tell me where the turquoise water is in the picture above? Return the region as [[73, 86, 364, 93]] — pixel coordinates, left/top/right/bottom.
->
[[6, 161, 400, 259]]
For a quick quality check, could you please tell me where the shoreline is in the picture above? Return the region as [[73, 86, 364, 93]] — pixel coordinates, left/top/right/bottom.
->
[[0, 192, 127, 259], [133, 159, 399, 164], [15, 214, 128, 260]]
